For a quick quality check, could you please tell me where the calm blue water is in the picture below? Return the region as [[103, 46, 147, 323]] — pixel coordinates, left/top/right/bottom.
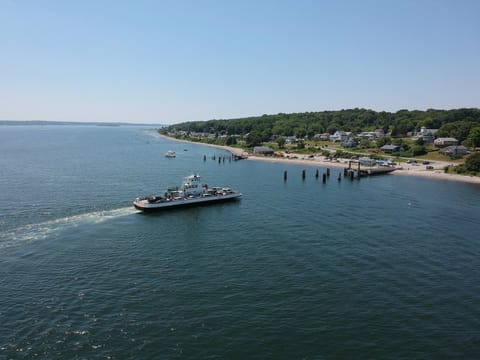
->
[[1, 125, 480, 359]]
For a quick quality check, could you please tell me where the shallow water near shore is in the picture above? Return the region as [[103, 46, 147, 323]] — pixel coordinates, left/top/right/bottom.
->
[[1, 125, 480, 358]]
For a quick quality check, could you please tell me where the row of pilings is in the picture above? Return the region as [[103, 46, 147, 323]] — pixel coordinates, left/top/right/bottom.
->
[[283, 167, 362, 182], [202, 153, 362, 180], [203, 154, 237, 163]]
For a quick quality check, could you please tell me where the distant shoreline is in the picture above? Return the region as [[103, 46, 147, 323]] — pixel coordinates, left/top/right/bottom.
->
[[0, 120, 163, 127], [157, 133, 480, 185]]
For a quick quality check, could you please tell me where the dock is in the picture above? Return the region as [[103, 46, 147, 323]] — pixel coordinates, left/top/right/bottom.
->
[[344, 160, 396, 178]]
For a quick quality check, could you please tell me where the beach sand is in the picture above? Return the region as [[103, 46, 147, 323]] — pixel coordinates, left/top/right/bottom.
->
[[158, 134, 480, 185]]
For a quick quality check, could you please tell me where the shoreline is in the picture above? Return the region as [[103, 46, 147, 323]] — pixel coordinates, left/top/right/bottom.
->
[[157, 134, 480, 185]]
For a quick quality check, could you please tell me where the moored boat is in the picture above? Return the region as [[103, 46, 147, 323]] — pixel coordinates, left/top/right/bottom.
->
[[165, 150, 176, 158], [133, 174, 242, 212]]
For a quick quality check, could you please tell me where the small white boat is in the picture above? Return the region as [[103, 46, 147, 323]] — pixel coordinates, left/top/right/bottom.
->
[[133, 174, 242, 212], [165, 150, 176, 158]]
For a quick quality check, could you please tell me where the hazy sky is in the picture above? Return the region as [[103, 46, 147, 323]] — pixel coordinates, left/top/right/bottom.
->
[[1, 0, 479, 124]]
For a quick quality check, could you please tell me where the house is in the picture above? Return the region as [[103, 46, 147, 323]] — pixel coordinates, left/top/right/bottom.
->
[[342, 138, 356, 148], [253, 146, 274, 156], [357, 129, 384, 140], [421, 132, 435, 144], [434, 137, 458, 147], [420, 126, 438, 134], [329, 131, 352, 143], [380, 144, 400, 153], [313, 133, 330, 141], [417, 126, 437, 144], [285, 136, 298, 145], [440, 145, 468, 157], [357, 132, 377, 140]]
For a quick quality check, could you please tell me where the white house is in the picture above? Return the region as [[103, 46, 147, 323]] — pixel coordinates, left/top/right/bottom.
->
[[329, 131, 352, 143], [434, 137, 458, 147], [416, 126, 438, 143], [285, 136, 298, 145]]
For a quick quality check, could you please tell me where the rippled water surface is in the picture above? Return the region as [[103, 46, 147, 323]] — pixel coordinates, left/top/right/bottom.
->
[[1, 126, 480, 358]]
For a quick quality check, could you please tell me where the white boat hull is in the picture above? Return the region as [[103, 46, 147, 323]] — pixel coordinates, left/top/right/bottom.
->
[[134, 192, 242, 212]]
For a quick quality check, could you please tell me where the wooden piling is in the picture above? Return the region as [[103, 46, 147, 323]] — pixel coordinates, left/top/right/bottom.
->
[[302, 169, 306, 179], [315, 169, 319, 178], [322, 173, 327, 183], [326, 168, 330, 177], [284, 170, 288, 181]]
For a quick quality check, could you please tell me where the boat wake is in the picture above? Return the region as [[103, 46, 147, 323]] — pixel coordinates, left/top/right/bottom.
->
[[0, 207, 138, 249]]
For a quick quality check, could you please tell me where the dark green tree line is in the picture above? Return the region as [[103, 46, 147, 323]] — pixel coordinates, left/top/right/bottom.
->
[[161, 108, 480, 141]]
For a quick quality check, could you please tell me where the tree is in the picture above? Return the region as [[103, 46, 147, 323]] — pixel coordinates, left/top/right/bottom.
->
[[163, 108, 480, 142], [326, 122, 340, 134], [411, 145, 427, 156], [245, 132, 262, 147], [392, 138, 408, 150], [436, 121, 476, 143], [276, 137, 286, 149], [359, 138, 371, 148], [415, 137, 425, 146], [466, 127, 480, 149], [465, 153, 480, 172], [375, 136, 390, 147], [225, 136, 237, 146]]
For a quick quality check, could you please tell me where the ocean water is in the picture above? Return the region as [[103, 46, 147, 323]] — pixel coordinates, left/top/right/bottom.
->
[[1, 125, 480, 359]]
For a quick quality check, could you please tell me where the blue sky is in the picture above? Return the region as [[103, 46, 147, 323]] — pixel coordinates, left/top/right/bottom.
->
[[1, 0, 479, 124]]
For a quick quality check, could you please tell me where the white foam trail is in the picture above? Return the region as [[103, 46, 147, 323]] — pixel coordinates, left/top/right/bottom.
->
[[0, 206, 138, 249]]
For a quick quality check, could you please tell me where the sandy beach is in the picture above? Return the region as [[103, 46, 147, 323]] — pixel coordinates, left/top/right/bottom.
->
[[158, 134, 480, 185]]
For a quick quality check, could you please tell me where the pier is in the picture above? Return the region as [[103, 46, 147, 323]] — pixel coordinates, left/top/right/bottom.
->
[[344, 160, 396, 179], [283, 162, 395, 182]]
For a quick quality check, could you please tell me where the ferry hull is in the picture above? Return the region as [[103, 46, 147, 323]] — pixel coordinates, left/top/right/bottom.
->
[[134, 193, 242, 213]]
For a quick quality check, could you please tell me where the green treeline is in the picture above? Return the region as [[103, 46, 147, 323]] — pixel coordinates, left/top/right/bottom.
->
[[161, 108, 480, 144]]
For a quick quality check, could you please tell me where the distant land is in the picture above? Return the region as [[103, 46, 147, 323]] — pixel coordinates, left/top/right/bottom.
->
[[0, 120, 165, 127]]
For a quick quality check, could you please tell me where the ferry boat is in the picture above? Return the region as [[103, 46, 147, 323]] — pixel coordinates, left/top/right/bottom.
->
[[133, 174, 242, 212], [165, 150, 176, 158]]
